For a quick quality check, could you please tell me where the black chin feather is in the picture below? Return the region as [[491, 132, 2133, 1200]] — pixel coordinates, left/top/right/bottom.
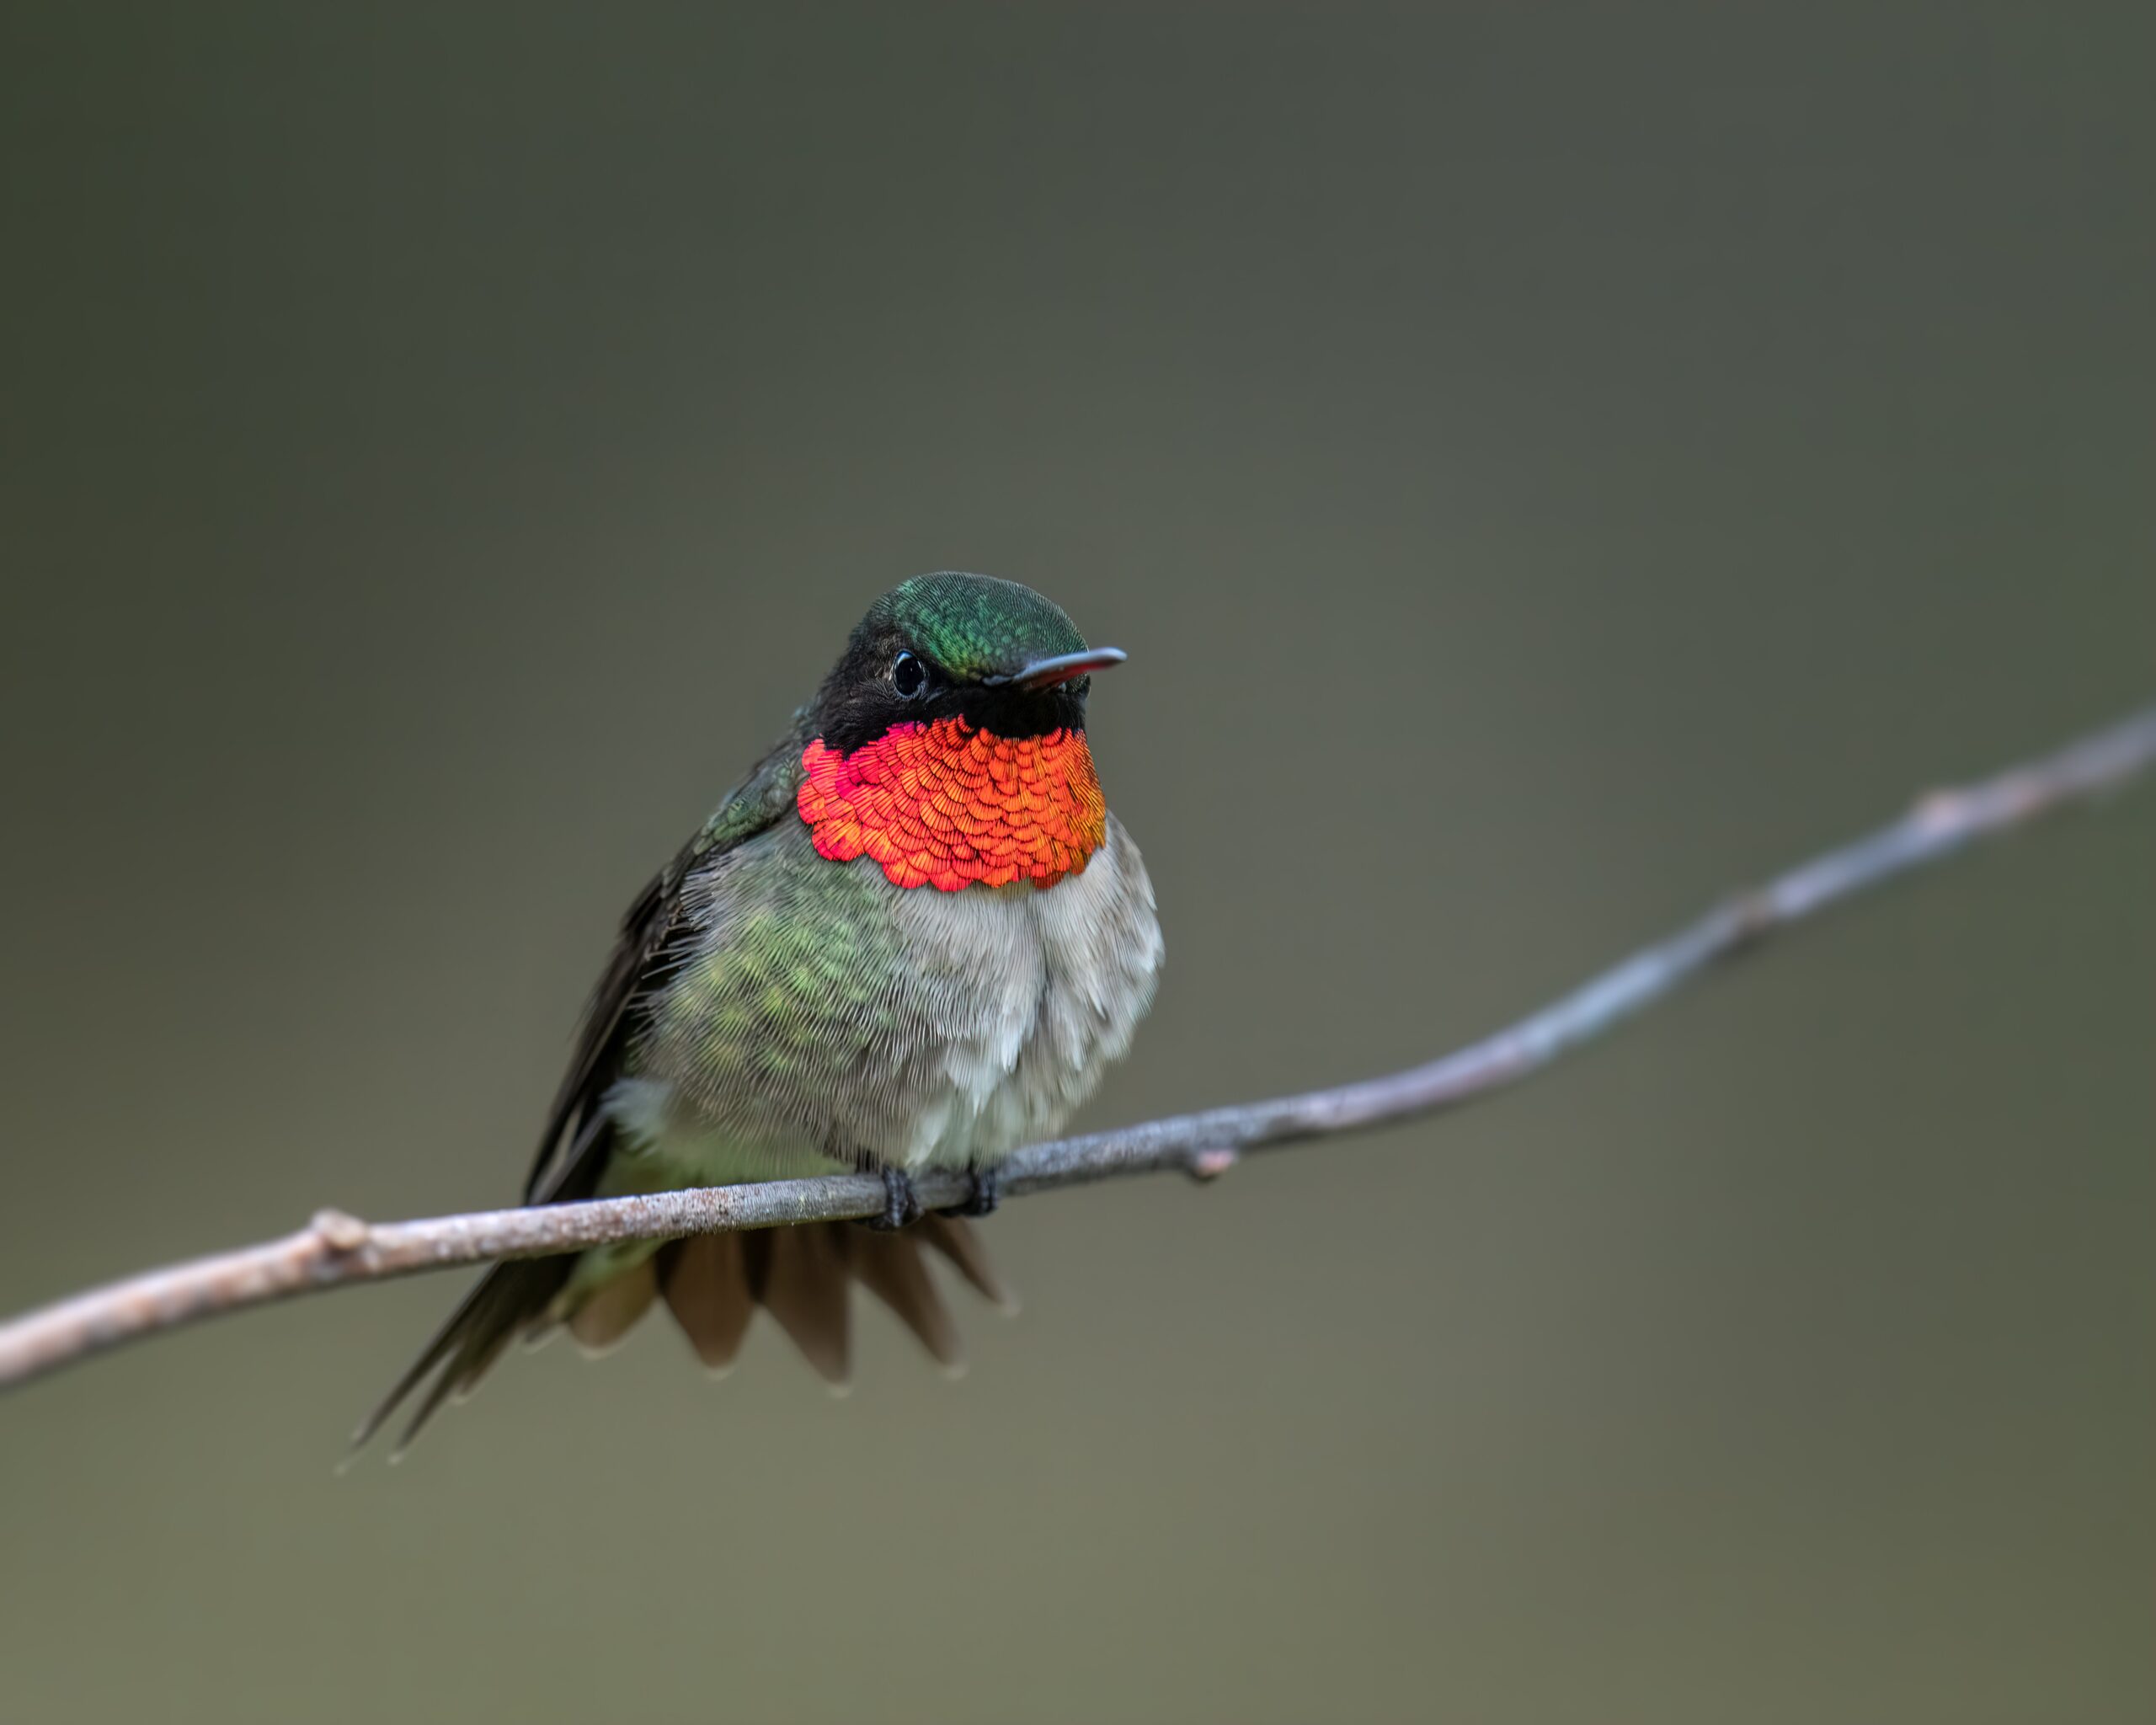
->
[[811, 627, 1088, 754]]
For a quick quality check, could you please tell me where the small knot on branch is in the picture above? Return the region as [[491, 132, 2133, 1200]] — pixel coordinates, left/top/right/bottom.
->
[[1186, 1147, 1240, 1183], [1725, 889, 1780, 950], [310, 1209, 371, 1253], [1912, 787, 1971, 834]]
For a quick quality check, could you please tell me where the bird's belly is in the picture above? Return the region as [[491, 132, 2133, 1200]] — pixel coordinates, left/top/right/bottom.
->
[[616, 814, 1161, 1183], [889, 825, 1160, 1169]]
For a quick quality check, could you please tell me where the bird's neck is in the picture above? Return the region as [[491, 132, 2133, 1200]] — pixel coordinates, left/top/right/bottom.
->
[[798, 717, 1107, 892]]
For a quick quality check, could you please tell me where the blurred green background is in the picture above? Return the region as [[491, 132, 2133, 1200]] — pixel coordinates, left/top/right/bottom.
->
[[3, 6, 2152, 1722]]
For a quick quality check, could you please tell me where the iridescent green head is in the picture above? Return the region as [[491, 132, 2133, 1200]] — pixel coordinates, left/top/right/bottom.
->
[[811, 573, 1125, 753]]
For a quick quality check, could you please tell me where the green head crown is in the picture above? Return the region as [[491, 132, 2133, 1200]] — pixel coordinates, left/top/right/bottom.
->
[[811, 573, 1125, 754], [870, 572, 1090, 682]]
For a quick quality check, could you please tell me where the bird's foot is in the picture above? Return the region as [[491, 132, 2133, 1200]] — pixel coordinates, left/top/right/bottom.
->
[[939, 1166, 1001, 1219], [863, 1167, 923, 1231]]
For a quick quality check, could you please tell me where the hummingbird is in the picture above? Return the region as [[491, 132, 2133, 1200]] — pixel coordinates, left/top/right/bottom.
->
[[354, 573, 1162, 1455]]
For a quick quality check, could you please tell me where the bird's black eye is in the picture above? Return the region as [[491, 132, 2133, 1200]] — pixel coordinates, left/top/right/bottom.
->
[[891, 651, 928, 698]]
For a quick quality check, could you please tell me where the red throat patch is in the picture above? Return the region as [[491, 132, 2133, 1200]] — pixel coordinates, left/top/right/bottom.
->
[[798, 718, 1107, 891]]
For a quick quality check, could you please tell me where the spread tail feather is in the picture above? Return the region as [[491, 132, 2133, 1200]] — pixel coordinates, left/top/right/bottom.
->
[[567, 1258, 659, 1354], [849, 1230, 963, 1370], [917, 1212, 1016, 1311], [658, 1233, 755, 1371], [350, 1216, 1006, 1458], [753, 1225, 853, 1384]]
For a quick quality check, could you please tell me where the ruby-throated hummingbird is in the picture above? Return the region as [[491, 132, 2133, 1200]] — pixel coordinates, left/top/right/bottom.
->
[[355, 574, 1162, 1455]]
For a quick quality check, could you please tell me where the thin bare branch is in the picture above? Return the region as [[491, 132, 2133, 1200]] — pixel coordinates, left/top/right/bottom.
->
[[3, 704, 2153, 1392]]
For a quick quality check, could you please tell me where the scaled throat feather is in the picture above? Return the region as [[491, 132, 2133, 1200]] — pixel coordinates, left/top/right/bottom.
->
[[798, 717, 1107, 891]]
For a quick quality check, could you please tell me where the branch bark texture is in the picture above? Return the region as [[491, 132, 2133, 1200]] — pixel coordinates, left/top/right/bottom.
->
[[4, 704, 2153, 1392]]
